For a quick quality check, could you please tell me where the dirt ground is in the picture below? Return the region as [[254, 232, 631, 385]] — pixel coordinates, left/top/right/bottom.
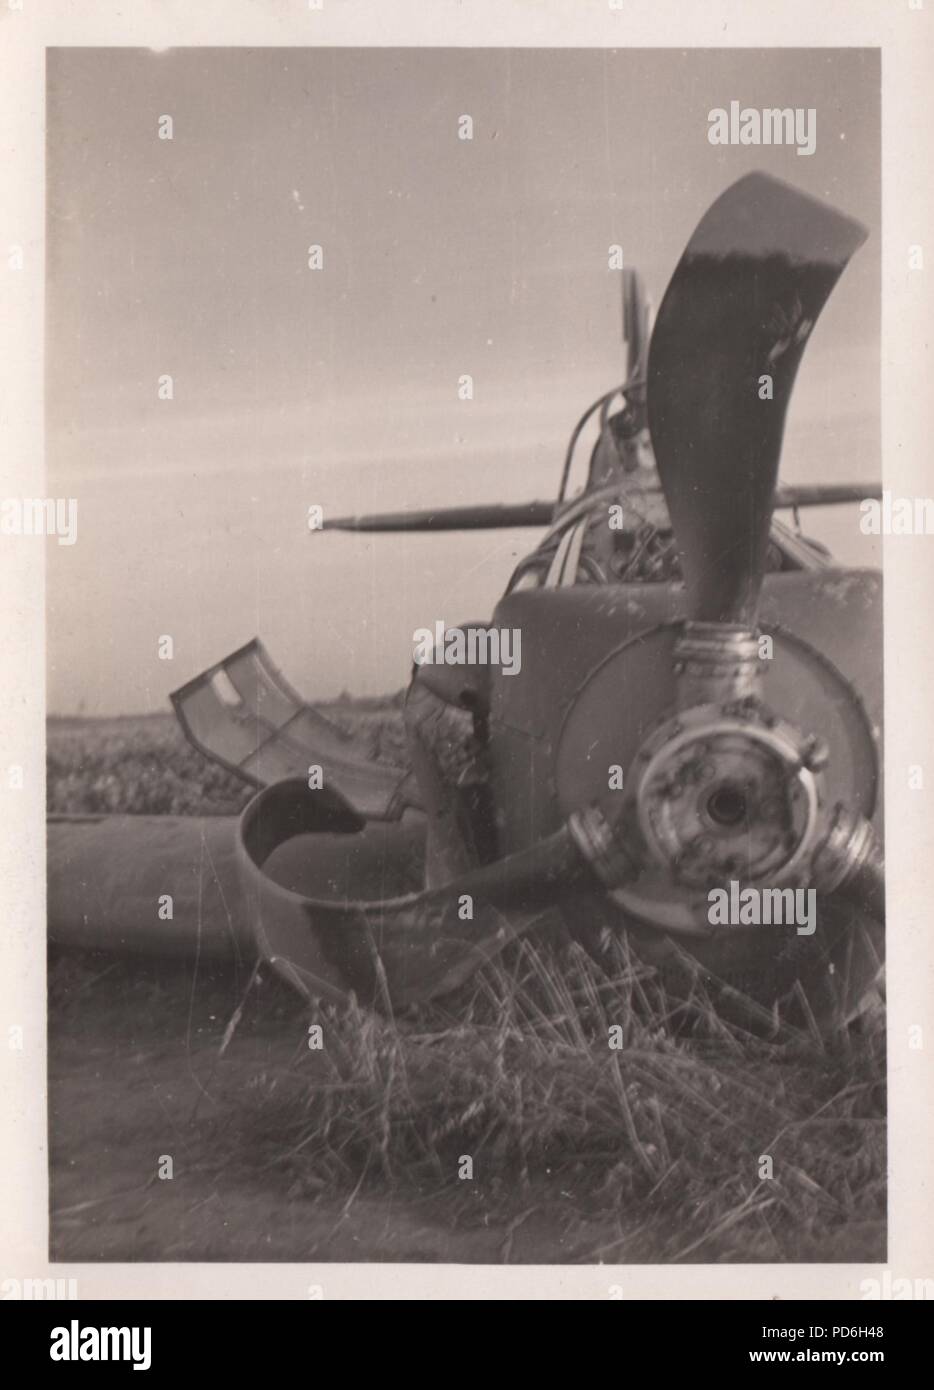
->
[[48, 952, 688, 1264]]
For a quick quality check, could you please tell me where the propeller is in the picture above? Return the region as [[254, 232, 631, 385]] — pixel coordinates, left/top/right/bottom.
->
[[620, 174, 884, 1003], [647, 172, 867, 627]]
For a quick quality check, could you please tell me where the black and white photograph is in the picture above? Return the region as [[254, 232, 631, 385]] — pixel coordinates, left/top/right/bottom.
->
[[1, 0, 932, 1319], [39, 42, 890, 1267]]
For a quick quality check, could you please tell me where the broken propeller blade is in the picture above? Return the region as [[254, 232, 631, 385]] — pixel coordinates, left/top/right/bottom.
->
[[647, 172, 867, 627], [236, 777, 608, 1007]]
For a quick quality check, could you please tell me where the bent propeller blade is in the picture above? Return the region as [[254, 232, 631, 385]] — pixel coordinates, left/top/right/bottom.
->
[[647, 172, 867, 627]]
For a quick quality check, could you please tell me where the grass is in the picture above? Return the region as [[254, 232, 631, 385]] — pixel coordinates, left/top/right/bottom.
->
[[222, 939, 884, 1262], [47, 713, 252, 816], [47, 711, 886, 1263]]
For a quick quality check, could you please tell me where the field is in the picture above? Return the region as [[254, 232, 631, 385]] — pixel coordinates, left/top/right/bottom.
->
[[47, 711, 886, 1266]]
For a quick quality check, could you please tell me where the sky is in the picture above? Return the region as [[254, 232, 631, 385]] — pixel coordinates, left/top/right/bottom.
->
[[45, 46, 881, 714]]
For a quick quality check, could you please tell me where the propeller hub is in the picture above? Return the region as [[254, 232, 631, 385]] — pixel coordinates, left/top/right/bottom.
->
[[629, 702, 822, 889]]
